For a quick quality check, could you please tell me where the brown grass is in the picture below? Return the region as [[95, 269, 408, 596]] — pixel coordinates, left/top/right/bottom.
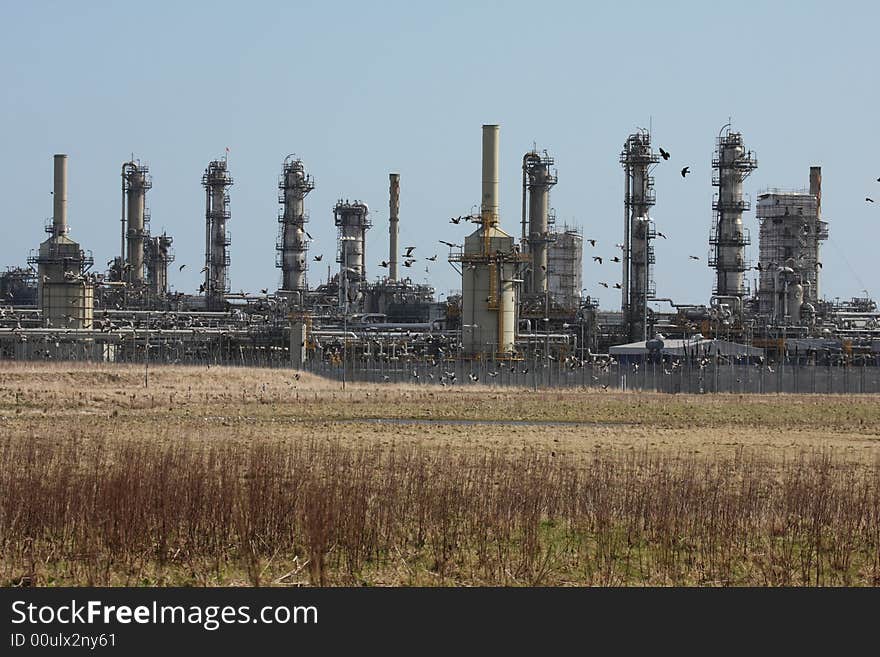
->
[[1, 362, 879, 586]]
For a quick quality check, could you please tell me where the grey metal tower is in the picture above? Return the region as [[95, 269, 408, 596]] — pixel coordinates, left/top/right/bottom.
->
[[202, 158, 233, 310], [710, 125, 757, 310], [277, 156, 314, 296], [121, 160, 151, 286], [620, 130, 659, 343], [523, 149, 557, 296]]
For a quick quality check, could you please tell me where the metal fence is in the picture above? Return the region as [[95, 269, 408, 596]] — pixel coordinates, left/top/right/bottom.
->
[[301, 355, 880, 395], [3, 341, 880, 394]]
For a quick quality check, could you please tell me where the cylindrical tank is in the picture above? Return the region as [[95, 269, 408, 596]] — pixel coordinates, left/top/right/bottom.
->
[[126, 166, 149, 285], [389, 173, 400, 281], [499, 274, 516, 353], [280, 159, 311, 292], [481, 125, 499, 225], [527, 157, 555, 295], [53, 154, 67, 235], [717, 139, 744, 296]]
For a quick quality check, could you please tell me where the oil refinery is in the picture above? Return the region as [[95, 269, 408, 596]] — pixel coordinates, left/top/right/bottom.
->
[[1, 123, 878, 374]]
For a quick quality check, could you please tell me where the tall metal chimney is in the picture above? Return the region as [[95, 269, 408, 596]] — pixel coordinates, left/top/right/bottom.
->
[[389, 173, 400, 281], [53, 154, 68, 236], [810, 166, 823, 299], [809, 166, 821, 216], [481, 124, 500, 227]]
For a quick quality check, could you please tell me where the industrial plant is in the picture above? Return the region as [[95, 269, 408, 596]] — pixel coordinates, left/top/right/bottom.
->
[[1, 123, 878, 380]]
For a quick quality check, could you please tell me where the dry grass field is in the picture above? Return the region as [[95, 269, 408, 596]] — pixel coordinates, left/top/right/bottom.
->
[[1, 361, 879, 586]]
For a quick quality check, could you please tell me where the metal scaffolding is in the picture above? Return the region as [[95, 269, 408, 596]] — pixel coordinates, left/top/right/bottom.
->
[[548, 224, 583, 313]]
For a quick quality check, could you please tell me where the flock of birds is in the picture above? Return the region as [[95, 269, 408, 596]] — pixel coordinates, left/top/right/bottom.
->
[[366, 349, 778, 388]]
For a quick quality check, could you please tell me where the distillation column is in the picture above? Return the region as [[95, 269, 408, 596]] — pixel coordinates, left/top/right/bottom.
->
[[122, 161, 151, 286], [202, 159, 233, 310], [710, 127, 757, 311], [277, 156, 314, 295], [524, 150, 557, 296], [334, 200, 371, 307], [389, 173, 400, 281], [620, 130, 658, 343]]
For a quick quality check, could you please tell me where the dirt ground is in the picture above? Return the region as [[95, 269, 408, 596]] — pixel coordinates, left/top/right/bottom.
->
[[1, 361, 878, 461]]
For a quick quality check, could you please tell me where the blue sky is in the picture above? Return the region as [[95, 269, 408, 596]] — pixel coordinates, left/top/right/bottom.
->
[[2, 0, 877, 308]]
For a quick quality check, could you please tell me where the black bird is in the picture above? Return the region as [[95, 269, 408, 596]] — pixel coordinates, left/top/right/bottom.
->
[[659, 147, 671, 160], [681, 166, 690, 178], [314, 254, 323, 261], [260, 288, 268, 294], [427, 255, 437, 261], [598, 281, 609, 288], [689, 255, 700, 260], [613, 283, 622, 289], [611, 256, 621, 263], [656, 231, 667, 239], [593, 256, 603, 264], [876, 178, 880, 183], [404, 246, 416, 257], [199, 283, 205, 293], [587, 238, 597, 247], [439, 240, 460, 248], [305, 231, 313, 239], [404, 259, 415, 267], [450, 216, 462, 224], [866, 197, 875, 203], [753, 262, 763, 271], [178, 264, 187, 271], [379, 261, 389, 268]]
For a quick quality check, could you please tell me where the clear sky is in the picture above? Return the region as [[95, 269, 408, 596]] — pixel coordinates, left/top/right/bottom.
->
[[2, 0, 877, 309]]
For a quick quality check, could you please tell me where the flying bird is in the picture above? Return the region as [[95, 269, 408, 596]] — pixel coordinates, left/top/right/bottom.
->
[[587, 238, 597, 247], [200, 266, 209, 273], [404, 246, 416, 257], [178, 264, 187, 271], [681, 166, 690, 178], [656, 231, 667, 239], [613, 283, 622, 289], [379, 261, 389, 268], [450, 216, 462, 224], [305, 231, 313, 239], [593, 256, 603, 264], [439, 240, 460, 248], [598, 281, 609, 288], [615, 243, 625, 249], [689, 255, 700, 260], [426, 255, 438, 261], [404, 259, 415, 268], [314, 254, 323, 261], [260, 288, 268, 295], [659, 147, 671, 161], [866, 197, 875, 203], [611, 256, 621, 263]]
